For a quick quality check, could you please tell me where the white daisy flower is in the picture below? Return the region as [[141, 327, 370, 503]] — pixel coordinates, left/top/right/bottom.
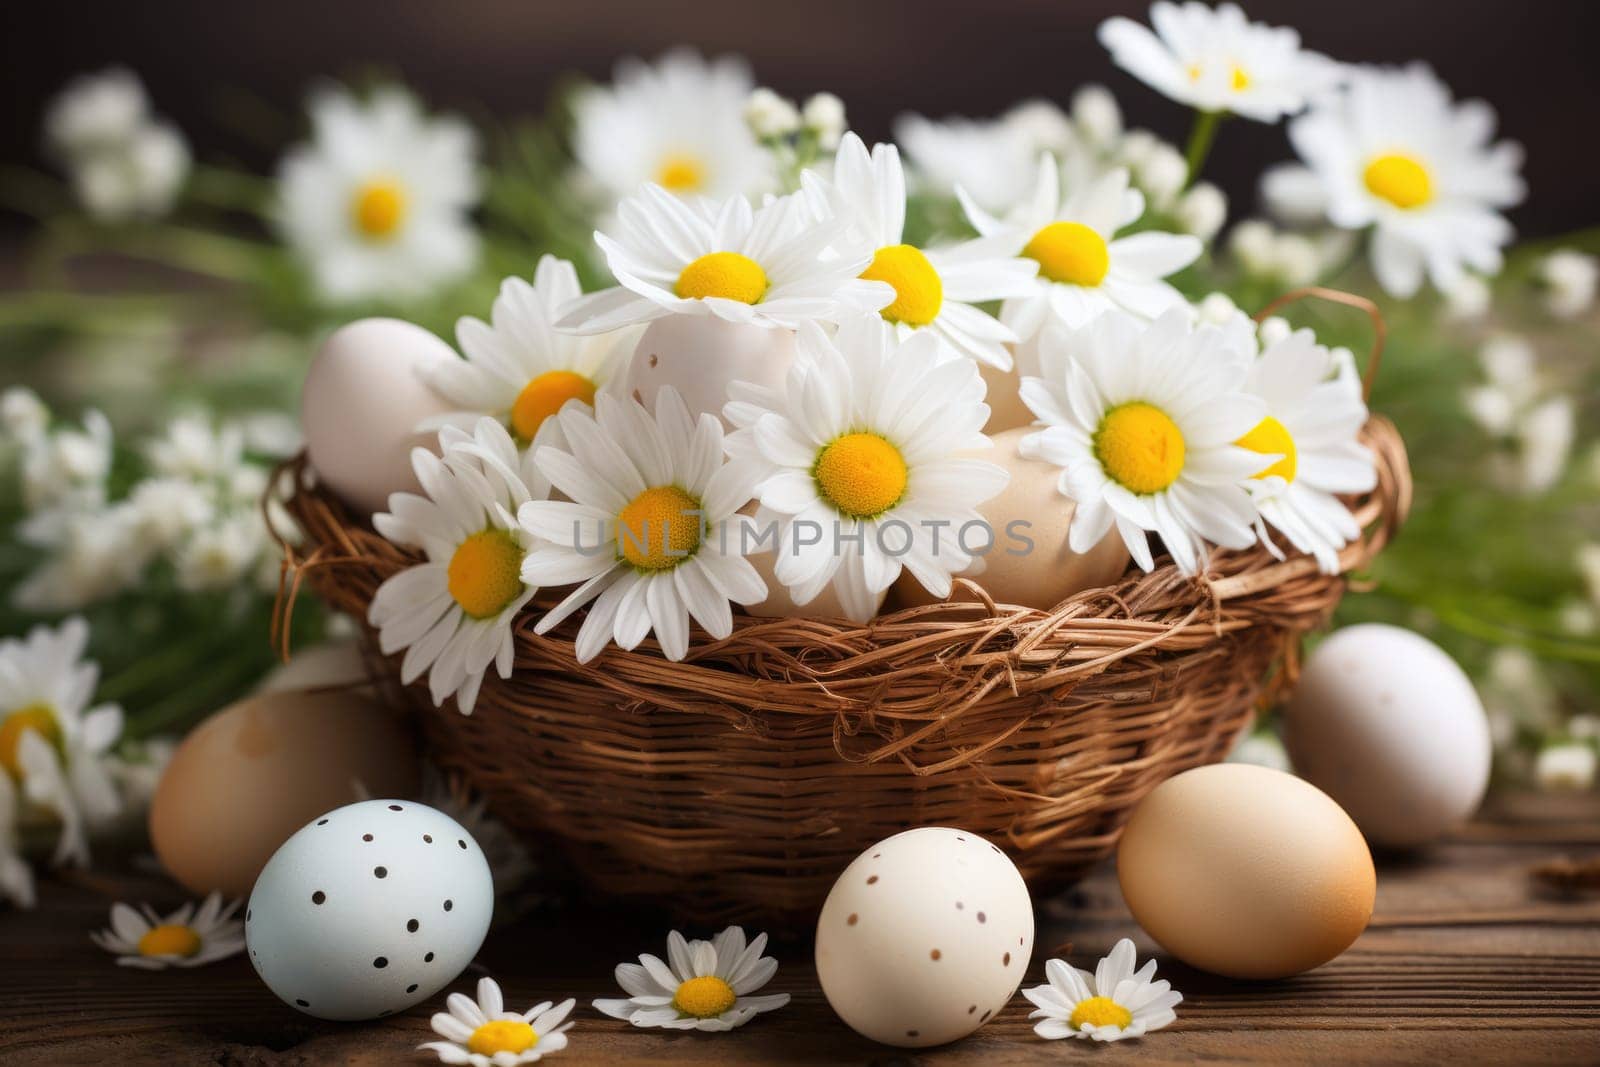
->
[[594, 926, 789, 1031], [277, 84, 480, 303], [1535, 743, 1596, 793], [1, 387, 50, 445], [44, 67, 190, 223], [1271, 64, 1525, 297], [1023, 938, 1182, 1042], [12, 505, 145, 612], [0, 617, 123, 868], [369, 418, 547, 712], [573, 50, 771, 205], [421, 256, 643, 447], [20, 408, 113, 515], [1019, 309, 1264, 576], [963, 154, 1200, 343], [815, 133, 1038, 369], [1237, 328, 1376, 573], [892, 106, 1061, 217], [558, 185, 887, 335], [1097, 2, 1343, 123], [1538, 250, 1598, 320], [420, 977, 574, 1065], [724, 318, 1008, 621], [518, 388, 766, 663], [90, 891, 244, 969], [0, 772, 34, 909]]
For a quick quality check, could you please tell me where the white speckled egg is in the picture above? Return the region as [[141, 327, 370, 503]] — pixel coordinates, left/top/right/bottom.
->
[[620, 315, 796, 425], [246, 799, 493, 1021], [1285, 624, 1491, 848], [302, 318, 457, 515], [815, 827, 1034, 1048]]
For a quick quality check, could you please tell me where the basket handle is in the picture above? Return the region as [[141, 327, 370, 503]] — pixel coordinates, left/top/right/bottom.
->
[[1252, 286, 1386, 402]]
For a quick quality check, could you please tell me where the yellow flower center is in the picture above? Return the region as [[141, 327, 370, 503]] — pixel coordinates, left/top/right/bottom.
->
[[673, 975, 737, 1019], [467, 1019, 537, 1056], [1023, 222, 1110, 288], [512, 370, 596, 443], [1069, 996, 1133, 1031], [813, 433, 909, 519], [447, 529, 526, 619], [1094, 402, 1187, 495], [351, 178, 408, 240], [0, 704, 60, 778], [137, 924, 202, 958], [860, 244, 944, 327], [675, 252, 768, 304], [656, 154, 706, 193], [1236, 415, 1298, 482], [617, 486, 703, 570], [1363, 153, 1433, 210], [1230, 64, 1251, 91]]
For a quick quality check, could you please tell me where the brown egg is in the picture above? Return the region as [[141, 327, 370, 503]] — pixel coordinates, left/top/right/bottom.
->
[[1117, 764, 1376, 980], [891, 427, 1129, 611], [979, 358, 1034, 433], [150, 690, 419, 898]]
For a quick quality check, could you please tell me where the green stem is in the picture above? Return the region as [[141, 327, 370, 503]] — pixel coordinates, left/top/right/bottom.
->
[[186, 165, 273, 215], [1182, 110, 1223, 188]]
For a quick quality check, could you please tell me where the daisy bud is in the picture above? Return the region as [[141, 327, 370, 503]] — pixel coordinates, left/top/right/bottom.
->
[[1462, 386, 1516, 437], [1195, 291, 1240, 325], [1071, 84, 1123, 147], [1577, 543, 1600, 606], [1229, 219, 1277, 276], [1136, 143, 1187, 208], [1442, 273, 1492, 322], [1257, 315, 1293, 347], [1478, 335, 1537, 390], [745, 87, 801, 140], [1535, 742, 1597, 793], [1538, 249, 1598, 319], [801, 92, 847, 149], [1115, 128, 1159, 169], [1572, 715, 1600, 742], [1559, 600, 1597, 636], [1, 387, 50, 444], [1514, 396, 1575, 493], [1270, 233, 1320, 287], [1004, 98, 1074, 152], [1175, 181, 1227, 242], [44, 67, 149, 159]]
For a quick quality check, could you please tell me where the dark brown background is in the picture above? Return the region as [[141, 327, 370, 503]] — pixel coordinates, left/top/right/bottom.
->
[[1, 0, 1595, 236]]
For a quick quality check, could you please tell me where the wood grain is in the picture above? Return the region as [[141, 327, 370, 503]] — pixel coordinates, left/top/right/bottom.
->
[[2, 792, 1597, 1065]]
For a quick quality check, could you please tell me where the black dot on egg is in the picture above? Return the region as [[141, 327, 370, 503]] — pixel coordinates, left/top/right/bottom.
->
[[443, 899, 453, 912], [906, 1029, 919, 1038], [374, 866, 388, 879], [311, 891, 325, 905], [407, 919, 419, 933], [457, 839, 467, 850], [406, 984, 418, 994], [363, 833, 374, 842], [967, 1005, 976, 1015], [374, 956, 388, 969], [316, 819, 328, 826], [981, 1009, 992, 1022], [977, 911, 986, 923], [388, 804, 402, 811], [423, 834, 432, 844], [425, 951, 435, 963], [955, 901, 964, 910], [246, 910, 251, 921], [296, 998, 309, 1008]]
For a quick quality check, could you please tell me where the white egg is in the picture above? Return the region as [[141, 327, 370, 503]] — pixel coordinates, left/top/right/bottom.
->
[[815, 827, 1034, 1048], [620, 315, 796, 425], [1285, 624, 1491, 848], [246, 799, 493, 1021], [256, 638, 372, 695], [302, 318, 457, 515]]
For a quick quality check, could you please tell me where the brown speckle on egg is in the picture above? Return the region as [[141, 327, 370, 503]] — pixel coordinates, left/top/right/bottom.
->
[[930, 949, 941, 961], [847, 913, 858, 926]]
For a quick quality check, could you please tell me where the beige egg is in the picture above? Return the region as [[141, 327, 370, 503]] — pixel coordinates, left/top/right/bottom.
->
[[892, 427, 1129, 611], [978, 358, 1034, 433], [816, 828, 1034, 1048], [1117, 763, 1375, 980], [302, 318, 457, 515], [1285, 624, 1491, 848], [150, 690, 419, 898], [620, 315, 797, 425]]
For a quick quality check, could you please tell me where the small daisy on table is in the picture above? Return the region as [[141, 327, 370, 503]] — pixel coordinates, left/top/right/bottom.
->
[[812, 132, 1038, 369], [420, 977, 574, 1065], [1024, 938, 1182, 1042], [517, 387, 767, 663], [1018, 308, 1264, 576], [961, 154, 1201, 343], [368, 418, 548, 713], [1098, 2, 1343, 123], [276, 84, 480, 303], [594, 926, 789, 1031], [90, 891, 243, 969], [420, 256, 643, 451], [1264, 63, 1525, 297]]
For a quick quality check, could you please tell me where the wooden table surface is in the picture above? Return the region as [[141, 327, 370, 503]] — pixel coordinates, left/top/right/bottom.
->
[[4, 792, 1599, 1066]]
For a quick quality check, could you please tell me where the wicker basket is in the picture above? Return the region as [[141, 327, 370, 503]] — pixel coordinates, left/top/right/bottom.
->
[[274, 401, 1409, 925]]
